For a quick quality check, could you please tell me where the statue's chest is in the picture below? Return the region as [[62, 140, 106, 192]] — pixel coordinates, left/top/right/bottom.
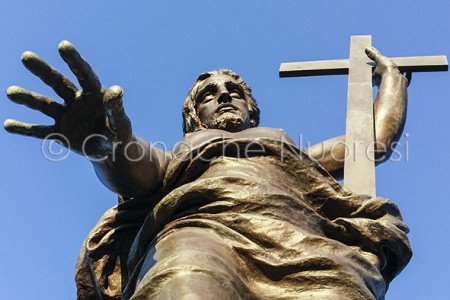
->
[[174, 127, 295, 154]]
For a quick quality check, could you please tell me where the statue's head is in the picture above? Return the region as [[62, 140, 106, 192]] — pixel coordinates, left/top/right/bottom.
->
[[182, 69, 260, 134]]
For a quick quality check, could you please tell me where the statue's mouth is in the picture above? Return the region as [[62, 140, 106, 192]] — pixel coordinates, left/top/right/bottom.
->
[[216, 104, 237, 114]]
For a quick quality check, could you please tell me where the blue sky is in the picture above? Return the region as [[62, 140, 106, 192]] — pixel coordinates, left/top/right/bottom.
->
[[1, 1, 449, 299]]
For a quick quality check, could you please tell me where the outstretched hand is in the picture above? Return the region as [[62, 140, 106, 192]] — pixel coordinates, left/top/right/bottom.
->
[[365, 46, 411, 86], [4, 41, 132, 158]]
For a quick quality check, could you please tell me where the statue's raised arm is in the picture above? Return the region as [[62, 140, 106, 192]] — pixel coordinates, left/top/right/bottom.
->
[[4, 41, 167, 198], [307, 47, 408, 179]]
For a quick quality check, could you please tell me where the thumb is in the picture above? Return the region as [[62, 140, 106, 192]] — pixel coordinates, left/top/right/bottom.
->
[[365, 46, 382, 62], [103, 85, 132, 141]]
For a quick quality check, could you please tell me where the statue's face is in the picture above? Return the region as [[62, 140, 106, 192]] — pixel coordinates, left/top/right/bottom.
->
[[195, 74, 251, 132]]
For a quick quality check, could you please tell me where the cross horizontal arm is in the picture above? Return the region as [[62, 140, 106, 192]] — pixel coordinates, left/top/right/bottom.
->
[[393, 55, 448, 72], [280, 59, 349, 77], [279, 55, 448, 77]]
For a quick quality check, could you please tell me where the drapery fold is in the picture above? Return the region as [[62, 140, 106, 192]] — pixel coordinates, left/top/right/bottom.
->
[[76, 138, 411, 300]]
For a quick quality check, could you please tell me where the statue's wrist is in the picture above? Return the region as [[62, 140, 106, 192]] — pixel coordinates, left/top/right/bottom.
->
[[380, 67, 401, 77]]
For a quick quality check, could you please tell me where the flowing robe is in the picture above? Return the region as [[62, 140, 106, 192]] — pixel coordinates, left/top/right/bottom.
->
[[75, 135, 411, 300]]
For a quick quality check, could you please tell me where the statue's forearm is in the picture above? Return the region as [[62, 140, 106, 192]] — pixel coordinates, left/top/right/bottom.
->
[[92, 136, 168, 198], [373, 71, 408, 163], [308, 71, 407, 179]]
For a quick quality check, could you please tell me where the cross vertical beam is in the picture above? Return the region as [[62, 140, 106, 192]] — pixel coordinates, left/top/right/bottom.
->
[[343, 36, 376, 196]]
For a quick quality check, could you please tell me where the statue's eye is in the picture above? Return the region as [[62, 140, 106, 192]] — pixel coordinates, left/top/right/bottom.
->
[[230, 89, 243, 99], [202, 92, 215, 103]]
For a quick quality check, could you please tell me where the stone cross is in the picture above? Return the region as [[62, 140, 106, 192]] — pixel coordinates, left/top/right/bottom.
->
[[279, 35, 448, 196]]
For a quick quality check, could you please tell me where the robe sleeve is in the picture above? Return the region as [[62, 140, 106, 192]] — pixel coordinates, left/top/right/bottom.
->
[[75, 197, 152, 300], [325, 196, 412, 285]]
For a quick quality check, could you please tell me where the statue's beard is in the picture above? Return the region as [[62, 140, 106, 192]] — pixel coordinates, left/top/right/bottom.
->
[[211, 112, 248, 132]]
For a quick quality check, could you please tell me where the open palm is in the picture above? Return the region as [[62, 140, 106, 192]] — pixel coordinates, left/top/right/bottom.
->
[[4, 41, 131, 158]]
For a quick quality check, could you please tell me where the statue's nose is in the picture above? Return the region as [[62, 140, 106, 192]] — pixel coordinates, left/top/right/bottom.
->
[[218, 91, 231, 103]]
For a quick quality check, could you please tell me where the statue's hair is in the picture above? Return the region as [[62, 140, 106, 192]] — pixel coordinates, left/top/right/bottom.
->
[[182, 69, 260, 135]]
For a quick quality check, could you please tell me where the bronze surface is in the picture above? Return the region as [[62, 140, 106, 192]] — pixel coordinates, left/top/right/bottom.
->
[[4, 39, 426, 299]]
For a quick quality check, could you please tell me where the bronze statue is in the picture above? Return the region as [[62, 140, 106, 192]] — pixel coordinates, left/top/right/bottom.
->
[[4, 41, 411, 299]]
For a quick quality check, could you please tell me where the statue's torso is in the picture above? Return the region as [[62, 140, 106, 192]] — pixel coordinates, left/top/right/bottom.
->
[[132, 131, 395, 299], [78, 128, 410, 300]]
